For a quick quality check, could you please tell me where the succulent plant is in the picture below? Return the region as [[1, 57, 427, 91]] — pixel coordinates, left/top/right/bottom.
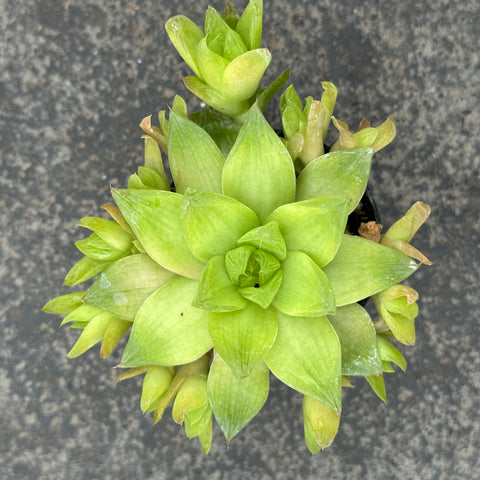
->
[[43, 0, 431, 454]]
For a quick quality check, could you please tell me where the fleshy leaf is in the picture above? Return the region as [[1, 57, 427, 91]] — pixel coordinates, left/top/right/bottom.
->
[[381, 202, 432, 265], [143, 135, 168, 180], [67, 310, 117, 358], [207, 353, 269, 441], [303, 395, 341, 454], [204, 6, 247, 61], [301, 100, 325, 164], [189, 106, 241, 157], [365, 374, 387, 402], [168, 111, 224, 194], [99, 316, 131, 358], [172, 374, 208, 424], [222, 104, 296, 223], [256, 68, 290, 113], [370, 116, 396, 152], [194, 255, 248, 312], [183, 76, 250, 118], [195, 38, 229, 91], [236, 221, 287, 261], [374, 285, 419, 345], [121, 276, 213, 367], [225, 245, 256, 285], [112, 189, 205, 279], [322, 235, 419, 306], [165, 15, 204, 77], [75, 233, 127, 262], [84, 254, 176, 320], [328, 304, 382, 376], [237, 255, 282, 308], [320, 81, 337, 138], [267, 196, 348, 267], [141, 366, 175, 413], [181, 189, 259, 263], [221, 49, 271, 102], [43, 291, 86, 314], [264, 311, 342, 411], [78, 217, 133, 252], [295, 148, 373, 213], [235, 0, 263, 50], [376, 335, 407, 372], [61, 303, 103, 326], [208, 302, 277, 378], [273, 250, 335, 317]]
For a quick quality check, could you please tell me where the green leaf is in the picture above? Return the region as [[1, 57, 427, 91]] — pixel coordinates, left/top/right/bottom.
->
[[376, 335, 407, 372], [204, 6, 247, 61], [299, 100, 326, 164], [221, 49, 271, 102], [172, 374, 209, 424], [207, 353, 269, 441], [369, 116, 396, 152], [43, 291, 86, 314], [365, 374, 387, 402], [183, 76, 250, 118], [320, 81, 337, 139], [222, 104, 296, 223], [256, 68, 290, 113], [181, 189, 259, 263], [327, 304, 382, 376], [238, 270, 282, 308], [121, 276, 213, 367], [197, 416, 213, 454], [84, 254, 176, 320], [264, 311, 342, 411], [235, 0, 263, 50], [221, 1, 240, 29], [374, 285, 419, 345], [295, 148, 373, 213], [78, 217, 133, 251], [208, 302, 277, 377], [224, 245, 256, 284], [189, 107, 241, 157], [67, 310, 117, 358], [140, 366, 175, 413], [322, 235, 419, 306], [303, 395, 341, 454], [99, 316, 131, 358], [165, 15, 204, 77], [112, 189, 205, 279], [194, 255, 248, 312], [60, 303, 103, 326], [168, 111, 224, 194], [75, 233, 127, 262], [280, 85, 303, 138], [195, 38, 229, 91], [184, 403, 211, 440], [267, 196, 348, 267], [225, 246, 282, 308], [143, 135, 168, 180], [383, 201, 431, 243], [137, 166, 170, 191], [236, 221, 287, 261], [273, 250, 335, 317]]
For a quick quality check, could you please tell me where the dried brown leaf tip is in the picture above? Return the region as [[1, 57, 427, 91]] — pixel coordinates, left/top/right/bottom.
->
[[359, 221, 382, 243]]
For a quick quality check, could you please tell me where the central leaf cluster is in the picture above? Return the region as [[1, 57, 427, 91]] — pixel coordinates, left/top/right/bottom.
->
[[223, 222, 284, 308]]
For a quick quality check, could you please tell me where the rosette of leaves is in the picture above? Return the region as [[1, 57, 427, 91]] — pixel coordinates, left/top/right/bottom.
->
[[45, 101, 431, 453], [166, 0, 286, 119]]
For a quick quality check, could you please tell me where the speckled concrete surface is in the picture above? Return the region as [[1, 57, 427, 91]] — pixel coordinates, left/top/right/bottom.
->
[[1, 0, 479, 479]]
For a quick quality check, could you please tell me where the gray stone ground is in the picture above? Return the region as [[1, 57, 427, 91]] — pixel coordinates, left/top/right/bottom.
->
[[1, 0, 479, 478]]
